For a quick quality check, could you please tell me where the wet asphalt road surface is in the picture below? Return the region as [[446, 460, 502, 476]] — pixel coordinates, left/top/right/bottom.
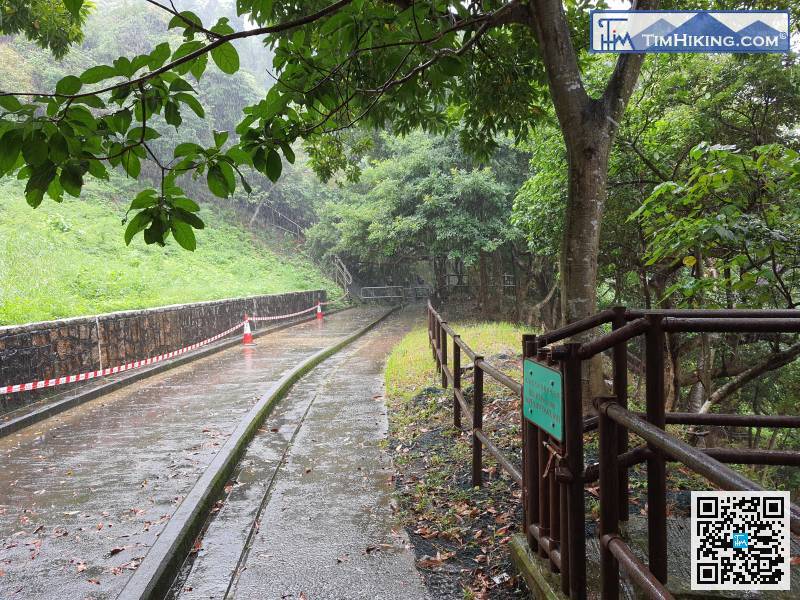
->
[[171, 307, 429, 600], [0, 308, 387, 600]]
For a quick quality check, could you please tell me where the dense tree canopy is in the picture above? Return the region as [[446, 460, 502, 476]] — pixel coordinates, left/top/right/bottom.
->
[[2, 1, 798, 329]]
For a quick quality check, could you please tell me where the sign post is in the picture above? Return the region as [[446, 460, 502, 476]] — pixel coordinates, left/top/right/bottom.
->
[[523, 359, 563, 441]]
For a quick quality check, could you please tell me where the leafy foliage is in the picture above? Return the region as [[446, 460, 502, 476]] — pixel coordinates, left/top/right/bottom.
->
[[306, 131, 526, 271], [633, 143, 800, 307], [0, 0, 90, 58]]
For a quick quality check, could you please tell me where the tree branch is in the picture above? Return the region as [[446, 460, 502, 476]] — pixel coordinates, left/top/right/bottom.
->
[[528, 0, 588, 126], [699, 341, 800, 413], [1, 0, 354, 99], [601, 0, 661, 125]]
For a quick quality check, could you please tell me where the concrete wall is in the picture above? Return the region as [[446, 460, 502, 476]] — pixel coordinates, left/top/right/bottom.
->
[[0, 290, 325, 412]]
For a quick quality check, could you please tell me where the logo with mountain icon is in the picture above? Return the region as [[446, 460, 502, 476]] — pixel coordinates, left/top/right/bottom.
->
[[591, 11, 790, 53]]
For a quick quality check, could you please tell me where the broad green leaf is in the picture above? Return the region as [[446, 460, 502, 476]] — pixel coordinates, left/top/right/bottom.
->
[[56, 75, 82, 95], [80, 65, 117, 84], [0, 129, 23, 174], [189, 54, 208, 81], [149, 43, 172, 70], [210, 18, 235, 36], [107, 109, 132, 134], [124, 210, 153, 245], [113, 57, 135, 78], [210, 42, 239, 74], [25, 161, 57, 207], [129, 189, 158, 209], [279, 142, 295, 164], [122, 150, 141, 178], [143, 219, 166, 245], [213, 130, 229, 148], [172, 41, 204, 61], [174, 142, 203, 157], [164, 102, 182, 128], [171, 219, 197, 251], [171, 197, 200, 212], [225, 147, 252, 166], [168, 11, 203, 31], [169, 77, 195, 93], [0, 96, 23, 112], [22, 133, 48, 166], [265, 148, 282, 182], [207, 164, 229, 198], [59, 163, 84, 197], [219, 161, 236, 193], [173, 208, 205, 229], [63, 0, 84, 19], [174, 93, 204, 117], [48, 133, 69, 163], [74, 94, 105, 109]]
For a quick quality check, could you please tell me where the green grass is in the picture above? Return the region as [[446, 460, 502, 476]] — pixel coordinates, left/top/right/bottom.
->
[[385, 321, 526, 403], [0, 177, 340, 325]]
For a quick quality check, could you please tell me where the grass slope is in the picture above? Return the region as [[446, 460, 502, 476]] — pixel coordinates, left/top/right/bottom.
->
[[0, 178, 339, 325]]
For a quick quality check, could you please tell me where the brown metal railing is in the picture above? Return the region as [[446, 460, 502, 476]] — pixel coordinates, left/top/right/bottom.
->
[[427, 302, 800, 600], [427, 302, 522, 486]]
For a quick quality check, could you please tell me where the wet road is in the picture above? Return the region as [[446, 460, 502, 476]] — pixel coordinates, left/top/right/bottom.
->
[[0, 308, 387, 600], [171, 307, 429, 600]]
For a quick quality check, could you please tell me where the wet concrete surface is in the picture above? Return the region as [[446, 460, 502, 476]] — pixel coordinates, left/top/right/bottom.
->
[[0, 308, 387, 600], [172, 307, 429, 600]]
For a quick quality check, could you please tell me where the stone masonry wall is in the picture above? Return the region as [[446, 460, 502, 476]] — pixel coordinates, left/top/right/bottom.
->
[[0, 290, 325, 413]]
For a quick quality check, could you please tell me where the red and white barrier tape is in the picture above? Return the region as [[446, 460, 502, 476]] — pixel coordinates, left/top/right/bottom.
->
[[0, 300, 332, 395], [249, 304, 319, 321]]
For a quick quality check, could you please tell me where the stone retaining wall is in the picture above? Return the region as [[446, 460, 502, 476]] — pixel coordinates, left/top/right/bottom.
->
[[0, 290, 325, 412]]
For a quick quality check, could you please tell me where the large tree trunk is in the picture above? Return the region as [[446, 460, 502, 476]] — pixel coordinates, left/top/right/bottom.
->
[[560, 121, 611, 327]]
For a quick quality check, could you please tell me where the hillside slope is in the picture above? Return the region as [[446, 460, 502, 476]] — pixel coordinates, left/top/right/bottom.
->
[[0, 178, 338, 325]]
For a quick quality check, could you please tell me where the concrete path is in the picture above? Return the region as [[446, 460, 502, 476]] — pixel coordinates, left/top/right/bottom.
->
[[171, 307, 429, 600], [0, 308, 387, 600]]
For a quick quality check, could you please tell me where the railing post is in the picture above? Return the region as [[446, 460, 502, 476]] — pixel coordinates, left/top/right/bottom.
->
[[564, 342, 586, 600], [645, 315, 668, 584], [598, 397, 621, 600], [611, 306, 630, 522], [522, 334, 538, 553], [440, 323, 448, 389], [434, 318, 441, 373], [549, 436, 560, 574], [472, 357, 484, 487], [429, 307, 437, 363], [453, 336, 462, 429], [535, 348, 551, 562]]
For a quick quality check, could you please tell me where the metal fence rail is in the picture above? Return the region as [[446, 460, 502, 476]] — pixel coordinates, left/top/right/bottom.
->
[[427, 302, 522, 486], [427, 302, 800, 600], [361, 286, 404, 300]]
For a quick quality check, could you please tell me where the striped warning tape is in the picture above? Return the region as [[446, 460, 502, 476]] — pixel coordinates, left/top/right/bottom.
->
[[249, 304, 319, 321], [1, 300, 337, 395]]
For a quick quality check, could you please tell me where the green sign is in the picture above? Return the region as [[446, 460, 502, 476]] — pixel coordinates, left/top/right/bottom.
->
[[523, 359, 563, 441]]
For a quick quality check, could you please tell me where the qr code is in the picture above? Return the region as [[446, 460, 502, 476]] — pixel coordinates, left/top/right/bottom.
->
[[691, 491, 790, 590]]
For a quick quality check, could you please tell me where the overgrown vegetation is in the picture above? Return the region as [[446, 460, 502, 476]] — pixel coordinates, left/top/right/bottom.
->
[[0, 177, 338, 324]]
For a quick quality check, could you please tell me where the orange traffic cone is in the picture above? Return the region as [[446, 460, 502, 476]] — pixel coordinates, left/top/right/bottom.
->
[[316, 301, 324, 321], [242, 315, 255, 345]]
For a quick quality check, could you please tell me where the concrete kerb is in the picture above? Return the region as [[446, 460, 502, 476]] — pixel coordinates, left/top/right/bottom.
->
[[118, 305, 399, 600], [509, 534, 568, 600], [0, 307, 351, 439]]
